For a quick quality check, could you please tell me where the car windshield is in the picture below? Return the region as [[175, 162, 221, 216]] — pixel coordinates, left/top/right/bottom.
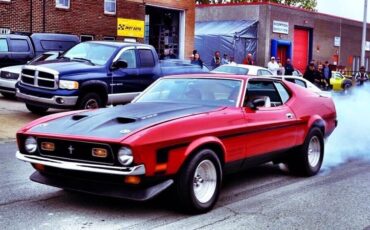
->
[[135, 78, 242, 107], [212, 66, 249, 75], [63, 43, 117, 66]]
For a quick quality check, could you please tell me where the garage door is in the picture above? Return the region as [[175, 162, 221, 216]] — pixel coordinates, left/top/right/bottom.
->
[[293, 28, 309, 73]]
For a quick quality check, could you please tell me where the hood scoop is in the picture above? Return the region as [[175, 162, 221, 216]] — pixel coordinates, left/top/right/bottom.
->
[[116, 117, 137, 124], [71, 115, 88, 121]]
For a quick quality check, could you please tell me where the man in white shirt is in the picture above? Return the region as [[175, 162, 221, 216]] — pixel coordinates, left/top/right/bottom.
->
[[267, 56, 280, 75]]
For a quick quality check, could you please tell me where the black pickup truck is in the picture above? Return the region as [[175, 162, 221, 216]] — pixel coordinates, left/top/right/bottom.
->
[[16, 41, 209, 114]]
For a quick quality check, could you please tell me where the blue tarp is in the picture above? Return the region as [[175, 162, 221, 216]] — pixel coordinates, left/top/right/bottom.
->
[[195, 20, 258, 68]]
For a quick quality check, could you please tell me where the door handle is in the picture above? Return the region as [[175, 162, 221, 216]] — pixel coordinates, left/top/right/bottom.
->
[[286, 113, 294, 119]]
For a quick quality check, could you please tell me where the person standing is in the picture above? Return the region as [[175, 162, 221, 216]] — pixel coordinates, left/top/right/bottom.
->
[[304, 63, 321, 85], [211, 51, 222, 69], [191, 53, 204, 68], [267, 56, 280, 75], [222, 54, 230, 65], [284, 58, 295, 75], [243, 53, 254, 65], [322, 61, 331, 87], [355, 66, 369, 85]]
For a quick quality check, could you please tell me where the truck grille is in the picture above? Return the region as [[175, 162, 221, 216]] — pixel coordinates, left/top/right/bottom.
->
[[0, 71, 19, 80], [37, 138, 115, 165], [21, 68, 57, 89]]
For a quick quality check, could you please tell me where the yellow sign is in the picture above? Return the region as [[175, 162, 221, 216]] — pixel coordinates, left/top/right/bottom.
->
[[117, 18, 145, 38]]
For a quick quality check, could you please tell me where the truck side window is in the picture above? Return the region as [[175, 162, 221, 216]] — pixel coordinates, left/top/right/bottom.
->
[[118, 49, 136, 68], [0, 39, 9, 52], [9, 39, 30, 52], [138, 49, 155, 68]]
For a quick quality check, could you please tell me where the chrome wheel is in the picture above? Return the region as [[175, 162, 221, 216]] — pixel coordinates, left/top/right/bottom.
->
[[193, 159, 217, 204], [308, 136, 321, 168]]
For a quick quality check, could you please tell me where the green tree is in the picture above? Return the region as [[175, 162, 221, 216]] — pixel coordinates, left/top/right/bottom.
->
[[195, 0, 317, 11]]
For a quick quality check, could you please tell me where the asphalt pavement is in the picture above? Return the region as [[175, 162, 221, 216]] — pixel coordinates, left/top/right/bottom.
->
[[1, 141, 370, 230]]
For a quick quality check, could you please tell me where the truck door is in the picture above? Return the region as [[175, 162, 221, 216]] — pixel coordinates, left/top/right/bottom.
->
[[137, 47, 161, 88], [110, 47, 140, 96], [9, 38, 33, 65], [0, 37, 11, 68]]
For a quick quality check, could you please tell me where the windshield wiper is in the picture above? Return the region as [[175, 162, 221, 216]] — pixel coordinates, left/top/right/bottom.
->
[[72, 57, 95, 66]]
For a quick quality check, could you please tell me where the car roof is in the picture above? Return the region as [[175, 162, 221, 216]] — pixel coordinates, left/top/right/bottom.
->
[[86, 40, 146, 48], [217, 64, 267, 70]]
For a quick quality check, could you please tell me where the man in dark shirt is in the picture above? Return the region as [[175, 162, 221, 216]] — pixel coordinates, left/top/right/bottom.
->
[[284, 58, 295, 75]]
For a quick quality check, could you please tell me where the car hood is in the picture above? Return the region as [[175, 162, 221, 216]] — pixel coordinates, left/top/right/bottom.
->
[[26, 60, 104, 76], [28, 102, 221, 139]]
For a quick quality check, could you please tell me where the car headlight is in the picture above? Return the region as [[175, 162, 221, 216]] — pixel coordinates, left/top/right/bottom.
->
[[118, 147, 133, 166], [25, 136, 37, 153], [59, 80, 79, 90]]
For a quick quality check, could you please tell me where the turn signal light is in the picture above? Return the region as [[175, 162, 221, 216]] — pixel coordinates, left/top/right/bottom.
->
[[155, 163, 167, 172], [32, 163, 45, 171], [124, 176, 141, 185], [41, 142, 55, 151], [92, 148, 108, 158]]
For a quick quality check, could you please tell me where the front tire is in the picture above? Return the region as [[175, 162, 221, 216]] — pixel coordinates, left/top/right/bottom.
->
[[76, 92, 103, 110], [25, 104, 48, 115], [286, 127, 324, 176], [176, 149, 222, 214]]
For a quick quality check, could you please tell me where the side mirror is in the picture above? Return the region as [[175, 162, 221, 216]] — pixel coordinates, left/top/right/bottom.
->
[[248, 98, 265, 110], [112, 59, 128, 69]]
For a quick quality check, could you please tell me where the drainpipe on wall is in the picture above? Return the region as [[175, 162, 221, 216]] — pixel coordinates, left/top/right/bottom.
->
[[30, 0, 33, 33], [43, 0, 46, 32]]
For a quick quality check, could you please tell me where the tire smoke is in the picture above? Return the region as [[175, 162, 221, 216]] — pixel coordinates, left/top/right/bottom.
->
[[323, 84, 370, 169]]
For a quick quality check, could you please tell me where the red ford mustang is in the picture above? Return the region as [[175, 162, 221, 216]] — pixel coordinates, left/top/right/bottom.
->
[[16, 74, 337, 213]]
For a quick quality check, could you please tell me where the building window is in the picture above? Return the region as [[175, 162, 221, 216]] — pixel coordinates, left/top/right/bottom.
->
[[56, 0, 70, 9], [104, 0, 116, 15], [0, 28, 10, 34], [80, 35, 94, 42], [104, 0, 116, 14], [0, 0, 11, 3], [103, 36, 115, 41]]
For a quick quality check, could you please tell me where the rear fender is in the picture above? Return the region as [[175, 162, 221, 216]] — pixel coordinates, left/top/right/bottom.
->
[[306, 115, 326, 138]]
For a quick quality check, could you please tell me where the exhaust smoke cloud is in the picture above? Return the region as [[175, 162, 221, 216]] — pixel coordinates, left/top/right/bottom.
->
[[323, 84, 370, 169]]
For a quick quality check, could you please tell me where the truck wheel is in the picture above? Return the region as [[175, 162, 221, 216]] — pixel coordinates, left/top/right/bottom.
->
[[76, 93, 102, 110], [176, 149, 222, 213], [25, 104, 48, 115], [286, 127, 324, 177], [1, 92, 15, 99]]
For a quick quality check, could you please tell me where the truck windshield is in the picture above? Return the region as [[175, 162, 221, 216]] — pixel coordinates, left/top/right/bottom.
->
[[63, 43, 117, 66]]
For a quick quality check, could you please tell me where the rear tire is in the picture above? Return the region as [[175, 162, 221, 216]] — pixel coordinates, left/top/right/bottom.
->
[[176, 149, 222, 214], [25, 104, 48, 115], [76, 92, 103, 110], [286, 127, 324, 177]]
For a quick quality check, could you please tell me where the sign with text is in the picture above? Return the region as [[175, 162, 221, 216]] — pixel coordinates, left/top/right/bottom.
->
[[334, 36, 341, 47], [273, 21, 289, 34], [117, 18, 144, 38], [366, 41, 370, 51]]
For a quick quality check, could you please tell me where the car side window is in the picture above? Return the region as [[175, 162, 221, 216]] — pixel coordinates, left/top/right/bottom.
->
[[138, 49, 155, 67], [274, 82, 290, 104], [118, 49, 136, 68], [294, 79, 307, 88], [0, 39, 8, 52], [9, 39, 30, 52], [245, 80, 283, 107]]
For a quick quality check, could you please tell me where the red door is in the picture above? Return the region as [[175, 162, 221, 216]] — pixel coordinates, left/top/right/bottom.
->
[[277, 46, 287, 66], [293, 28, 309, 73]]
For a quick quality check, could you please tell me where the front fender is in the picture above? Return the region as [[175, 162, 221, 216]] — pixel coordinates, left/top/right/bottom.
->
[[184, 136, 226, 163]]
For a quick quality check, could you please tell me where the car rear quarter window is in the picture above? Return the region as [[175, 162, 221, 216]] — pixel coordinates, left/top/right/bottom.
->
[[0, 38, 8, 52], [138, 49, 155, 67], [274, 82, 290, 104], [9, 39, 30, 52]]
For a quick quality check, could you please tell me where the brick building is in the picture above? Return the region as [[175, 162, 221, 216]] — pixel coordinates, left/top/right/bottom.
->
[[196, 1, 370, 72], [0, 0, 195, 58]]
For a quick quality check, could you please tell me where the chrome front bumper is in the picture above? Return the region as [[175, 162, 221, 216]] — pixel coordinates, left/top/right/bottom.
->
[[16, 90, 78, 107], [16, 151, 146, 176]]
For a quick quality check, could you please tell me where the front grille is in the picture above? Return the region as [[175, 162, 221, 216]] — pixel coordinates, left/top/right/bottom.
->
[[0, 71, 19, 80], [37, 138, 115, 165], [21, 68, 57, 89]]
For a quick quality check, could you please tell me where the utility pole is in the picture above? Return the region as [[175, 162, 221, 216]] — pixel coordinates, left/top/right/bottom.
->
[[361, 0, 368, 67]]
